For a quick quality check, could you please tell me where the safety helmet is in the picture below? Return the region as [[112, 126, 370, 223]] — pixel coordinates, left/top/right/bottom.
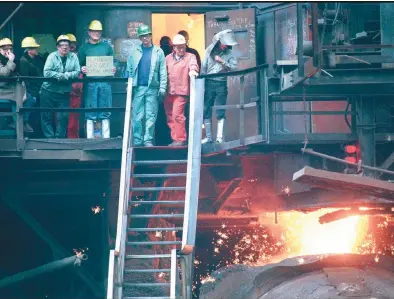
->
[[89, 20, 103, 31], [21, 37, 40, 48], [57, 35, 70, 43], [215, 29, 238, 46], [0, 38, 13, 47], [66, 34, 77, 42], [172, 34, 186, 46], [137, 24, 152, 37]]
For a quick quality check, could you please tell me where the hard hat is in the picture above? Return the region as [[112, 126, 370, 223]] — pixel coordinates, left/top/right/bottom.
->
[[137, 24, 152, 37], [66, 34, 77, 42], [216, 29, 238, 46], [0, 38, 13, 47], [89, 20, 103, 31], [172, 34, 186, 46], [57, 35, 70, 43], [21, 37, 40, 48]]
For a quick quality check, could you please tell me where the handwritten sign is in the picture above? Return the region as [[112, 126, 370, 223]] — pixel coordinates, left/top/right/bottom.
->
[[127, 21, 144, 38], [86, 56, 114, 77]]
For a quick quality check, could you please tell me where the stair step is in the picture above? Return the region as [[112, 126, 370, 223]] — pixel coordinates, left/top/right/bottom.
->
[[130, 200, 184, 205], [130, 214, 184, 219], [133, 160, 187, 165], [127, 241, 182, 246], [128, 227, 183, 232], [130, 187, 186, 192], [124, 297, 170, 299], [132, 173, 186, 178], [124, 268, 171, 273], [123, 282, 170, 288], [126, 254, 171, 259]]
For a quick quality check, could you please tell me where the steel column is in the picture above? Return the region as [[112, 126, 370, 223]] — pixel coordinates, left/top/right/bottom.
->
[[311, 3, 320, 67], [297, 3, 304, 77]]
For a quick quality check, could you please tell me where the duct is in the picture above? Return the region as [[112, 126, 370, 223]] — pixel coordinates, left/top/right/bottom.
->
[[0, 3, 24, 32]]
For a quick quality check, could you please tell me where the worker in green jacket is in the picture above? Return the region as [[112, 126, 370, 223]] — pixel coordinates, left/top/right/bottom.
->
[[126, 24, 167, 146]]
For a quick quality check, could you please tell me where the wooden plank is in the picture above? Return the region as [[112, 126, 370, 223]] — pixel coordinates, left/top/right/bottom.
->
[[293, 166, 394, 199]]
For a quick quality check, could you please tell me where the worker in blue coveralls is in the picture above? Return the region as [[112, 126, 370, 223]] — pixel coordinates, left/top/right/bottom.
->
[[126, 24, 167, 146]]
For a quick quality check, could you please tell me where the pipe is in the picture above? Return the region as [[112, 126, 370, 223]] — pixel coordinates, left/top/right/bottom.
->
[[0, 3, 24, 31], [302, 148, 394, 176], [297, 3, 304, 77], [0, 254, 87, 289]]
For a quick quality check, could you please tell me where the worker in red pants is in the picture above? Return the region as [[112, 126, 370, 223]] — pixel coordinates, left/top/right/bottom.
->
[[164, 34, 199, 146], [67, 34, 83, 138]]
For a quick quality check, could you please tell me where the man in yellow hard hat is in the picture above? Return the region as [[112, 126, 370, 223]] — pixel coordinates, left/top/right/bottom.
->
[[0, 38, 35, 132], [66, 33, 83, 138], [78, 20, 116, 139], [40, 35, 80, 138], [126, 24, 167, 146], [19, 37, 45, 135]]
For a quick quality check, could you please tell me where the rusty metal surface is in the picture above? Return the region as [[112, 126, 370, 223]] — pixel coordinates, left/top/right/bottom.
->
[[293, 166, 394, 200]]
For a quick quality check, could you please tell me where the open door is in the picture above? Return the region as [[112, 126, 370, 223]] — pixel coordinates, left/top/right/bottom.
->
[[205, 8, 259, 142]]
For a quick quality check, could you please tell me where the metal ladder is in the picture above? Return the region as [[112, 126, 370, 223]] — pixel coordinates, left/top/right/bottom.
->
[[107, 77, 204, 299]]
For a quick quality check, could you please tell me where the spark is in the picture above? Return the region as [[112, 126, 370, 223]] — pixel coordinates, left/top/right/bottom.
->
[[91, 206, 103, 214], [155, 231, 162, 238]]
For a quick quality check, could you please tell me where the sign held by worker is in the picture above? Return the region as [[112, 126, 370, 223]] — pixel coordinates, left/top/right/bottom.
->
[[86, 56, 114, 77]]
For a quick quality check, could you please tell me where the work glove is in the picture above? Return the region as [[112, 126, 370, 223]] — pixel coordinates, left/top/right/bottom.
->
[[189, 70, 199, 78], [158, 88, 166, 102]]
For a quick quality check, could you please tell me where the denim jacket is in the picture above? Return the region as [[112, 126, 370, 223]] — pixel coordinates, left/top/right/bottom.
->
[[41, 51, 80, 94], [126, 45, 167, 91]]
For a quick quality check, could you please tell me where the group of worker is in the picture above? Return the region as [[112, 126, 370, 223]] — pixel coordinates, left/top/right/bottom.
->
[[0, 20, 238, 145]]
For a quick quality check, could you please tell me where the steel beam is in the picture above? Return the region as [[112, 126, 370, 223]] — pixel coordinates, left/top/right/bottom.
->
[[212, 178, 242, 214]]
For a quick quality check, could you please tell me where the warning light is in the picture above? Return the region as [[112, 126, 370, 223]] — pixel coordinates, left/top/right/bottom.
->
[[344, 143, 359, 164], [345, 145, 357, 154]]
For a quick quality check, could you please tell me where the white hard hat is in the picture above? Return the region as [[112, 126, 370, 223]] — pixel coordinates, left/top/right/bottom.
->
[[172, 34, 186, 46]]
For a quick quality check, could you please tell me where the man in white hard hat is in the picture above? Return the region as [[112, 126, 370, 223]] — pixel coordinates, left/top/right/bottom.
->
[[19, 37, 45, 135], [164, 34, 199, 146], [78, 20, 116, 139], [40, 35, 80, 138], [201, 29, 238, 144]]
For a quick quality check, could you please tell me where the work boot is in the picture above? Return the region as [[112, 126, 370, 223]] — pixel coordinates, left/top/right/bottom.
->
[[201, 119, 212, 144], [144, 142, 154, 147], [86, 120, 94, 139], [216, 119, 225, 144], [102, 119, 110, 139], [24, 122, 34, 133], [169, 141, 186, 147]]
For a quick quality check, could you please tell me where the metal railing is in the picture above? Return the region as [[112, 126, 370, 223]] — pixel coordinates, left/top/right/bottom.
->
[[197, 63, 269, 149]]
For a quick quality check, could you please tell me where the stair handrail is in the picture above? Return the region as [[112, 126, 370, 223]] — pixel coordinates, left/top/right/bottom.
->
[[107, 78, 133, 299]]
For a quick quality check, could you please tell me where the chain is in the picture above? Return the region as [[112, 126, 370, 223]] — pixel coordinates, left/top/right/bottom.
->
[[302, 84, 308, 152], [320, 4, 328, 48]]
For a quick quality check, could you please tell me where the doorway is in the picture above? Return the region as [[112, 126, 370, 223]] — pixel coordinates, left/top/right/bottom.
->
[[152, 13, 205, 146]]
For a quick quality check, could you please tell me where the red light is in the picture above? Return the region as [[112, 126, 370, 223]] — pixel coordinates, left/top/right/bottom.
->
[[345, 156, 357, 163], [345, 145, 357, 154]]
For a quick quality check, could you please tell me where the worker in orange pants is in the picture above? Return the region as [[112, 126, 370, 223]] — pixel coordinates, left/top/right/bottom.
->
[[67, 34, 82, 138], [164, 34, 199, 146]]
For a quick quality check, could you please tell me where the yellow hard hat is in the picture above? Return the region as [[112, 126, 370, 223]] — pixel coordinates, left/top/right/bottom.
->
[[0, 38, 13, 47], [66, 34, 77, 42], [172, 34, 186, 46], [57, 35, 70, 43], [21, 37, 40, 48], [89, 20, 103, 31]]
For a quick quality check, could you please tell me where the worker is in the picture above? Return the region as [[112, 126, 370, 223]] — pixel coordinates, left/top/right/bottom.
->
[[126, 24, 167, 146], [19, 37, 45, 135], [164, 34, 199, 146], [160, 36, 173, 56], [0, 38, 36, 132], [66, 33, 83, 138], [201, 29, 238, 144], [78, 20, 116, 139], [40, 35, 80, 138], [178, 30, 201, 69]]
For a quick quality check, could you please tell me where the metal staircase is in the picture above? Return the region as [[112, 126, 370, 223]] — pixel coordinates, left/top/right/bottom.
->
[[107, 77, 204, 299]]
